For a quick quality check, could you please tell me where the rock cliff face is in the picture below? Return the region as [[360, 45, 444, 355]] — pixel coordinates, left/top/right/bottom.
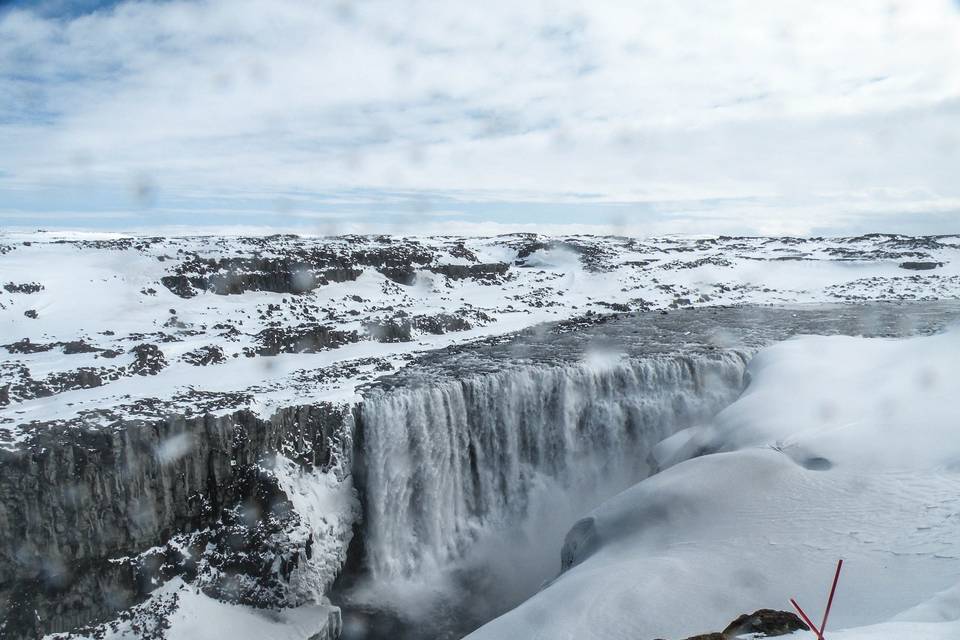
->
[[0, 403, 353, 638], [0, 346, 754, 639]]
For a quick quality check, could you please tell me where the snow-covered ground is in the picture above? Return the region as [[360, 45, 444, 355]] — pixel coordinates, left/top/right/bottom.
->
[[468, 329, 960, 640], [47, 577, 342, 640], [3, 231, 959, 640], [3, 231, 959, 446]]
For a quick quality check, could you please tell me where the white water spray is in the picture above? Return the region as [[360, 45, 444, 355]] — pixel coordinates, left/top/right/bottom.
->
[[359, 351, 751, 580]]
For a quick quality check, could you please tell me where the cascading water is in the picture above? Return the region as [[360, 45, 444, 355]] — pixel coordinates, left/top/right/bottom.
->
[[330, 304, 960, 640], [357, 350, 751, 586]]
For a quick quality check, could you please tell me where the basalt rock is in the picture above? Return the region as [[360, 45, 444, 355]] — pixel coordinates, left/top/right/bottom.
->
[[377, 265, 418, 285], [252, 324, 359, 356], [0, 403, 352, 638], [721, 609, 809, 637], [899, 261, 944, 271], [429, 262, 510, 281], [364, 311, 489, 343], [3, 282, 43, 294], [659, 609, 809, 640], [182, 345, 226, 366], [128, 344, 168, 376]]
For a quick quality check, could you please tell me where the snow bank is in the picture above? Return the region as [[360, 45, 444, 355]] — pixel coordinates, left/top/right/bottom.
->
[[468, 329, 960, 640], [46, 577, 341, 640], [699, 329, 960, 472]]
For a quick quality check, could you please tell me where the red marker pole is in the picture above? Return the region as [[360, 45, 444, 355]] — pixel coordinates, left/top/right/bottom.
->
[[790, 598, 824, 640], [789, 559, 844, 640], [818, 559, 843, 638]]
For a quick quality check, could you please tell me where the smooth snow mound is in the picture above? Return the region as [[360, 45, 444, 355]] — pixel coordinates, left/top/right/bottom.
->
[[468, 329, 960, 640]]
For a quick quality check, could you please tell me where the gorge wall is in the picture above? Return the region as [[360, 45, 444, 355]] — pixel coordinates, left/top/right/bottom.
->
[[0, 349, 752, 640], [0, 404, 354, 638]]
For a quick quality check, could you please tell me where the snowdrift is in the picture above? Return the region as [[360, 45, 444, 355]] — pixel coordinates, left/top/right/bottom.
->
[[468, 329, 960, 640]]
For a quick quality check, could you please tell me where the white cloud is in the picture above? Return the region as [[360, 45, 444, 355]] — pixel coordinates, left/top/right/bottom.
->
[[1, 0, 959, 233]]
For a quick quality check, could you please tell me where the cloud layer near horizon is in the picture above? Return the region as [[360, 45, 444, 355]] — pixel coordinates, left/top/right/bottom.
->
[[2, 0, 960, 235]]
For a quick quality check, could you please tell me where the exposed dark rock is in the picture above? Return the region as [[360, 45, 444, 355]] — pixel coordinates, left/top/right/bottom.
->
[[364, 311, 493, 343], [182, 345, 226, 366], [514, 239, 551, 262], [594, 301, 631, 313], [128, 344, 168, 376], [413, 313, 472, 335], [721, 609, 809, 638], [429, 263, 510, 281], [160, 275, 201, 298], [61, 340, 101, 355], [203, 261, 362, 296], [447, 242, 478, 262], [661, 609, 810, 640], [365, 318, 412, 343], [5, 338, 107, 357], [827, 246, 929, 261], [660, 256, 734, 270], [2, 364, 125, 403], [45, 368, 106, 392], [3, 282, 43, 294], [899, 261, 943, 270], [161, 252, 380, 298], [0, 403, 351, 637], [3, 338, 54, 354], [252, 325, 359, 356], [23, 309, 38, 319], [378, 265, 418, 285], [510, 236, 620, 271]]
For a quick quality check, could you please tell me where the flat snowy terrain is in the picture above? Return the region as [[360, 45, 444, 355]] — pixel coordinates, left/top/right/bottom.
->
[[3, 231, 958, 443], [468, 329, 960, 640]]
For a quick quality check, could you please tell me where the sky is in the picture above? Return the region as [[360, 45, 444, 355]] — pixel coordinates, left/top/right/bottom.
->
[[1, 0, 960, 236]]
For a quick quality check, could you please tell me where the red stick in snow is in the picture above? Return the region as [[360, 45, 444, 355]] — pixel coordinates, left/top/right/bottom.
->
[[790, 598, 823, 640], [789, 559, 844, 640], [818, 559, 844, 637]]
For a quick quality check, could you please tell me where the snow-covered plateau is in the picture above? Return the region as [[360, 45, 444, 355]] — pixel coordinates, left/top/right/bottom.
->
[[1, 231, 959, 640]]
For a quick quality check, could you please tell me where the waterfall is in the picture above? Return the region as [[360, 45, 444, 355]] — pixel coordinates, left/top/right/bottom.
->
[[358, 350, 750, 580]]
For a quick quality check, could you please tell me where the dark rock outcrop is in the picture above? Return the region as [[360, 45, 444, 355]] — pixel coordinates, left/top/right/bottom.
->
[[0, 403, 351, 638], [128, 344, 168, 376], [158, 239, 444, 298], [656, 609, 809, 640], [182, 345, 226, 366], [721, 609, 809, 637], [429, 263, 510, 281], [3, 338, 53, 354], [377, 265, 418, 285], [251, 325, 359, 356], [364, 311, 490, 343], [899, 261, 944, 270], [3, 282, 43, 294]]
